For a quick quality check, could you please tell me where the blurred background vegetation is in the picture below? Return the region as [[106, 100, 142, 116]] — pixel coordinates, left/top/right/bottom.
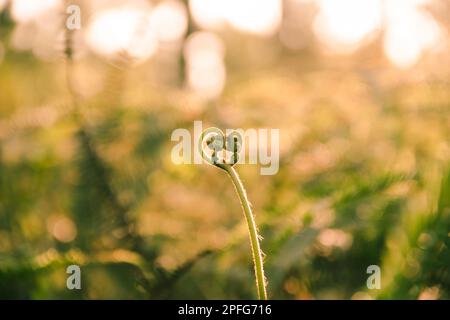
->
[[0, 0, 449, 299]]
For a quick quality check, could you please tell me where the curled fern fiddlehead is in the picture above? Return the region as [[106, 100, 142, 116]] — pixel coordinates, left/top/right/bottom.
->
[[199, 127, 268, 300]]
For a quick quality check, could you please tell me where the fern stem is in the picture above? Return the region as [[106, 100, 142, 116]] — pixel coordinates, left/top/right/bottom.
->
[[221, 164, 267, 300]]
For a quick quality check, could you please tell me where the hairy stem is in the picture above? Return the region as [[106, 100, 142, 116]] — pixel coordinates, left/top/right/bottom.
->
[[220, 163, 267, 300]]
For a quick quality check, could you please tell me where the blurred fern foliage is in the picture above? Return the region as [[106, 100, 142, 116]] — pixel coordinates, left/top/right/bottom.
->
[[0, 2, 449, 299]]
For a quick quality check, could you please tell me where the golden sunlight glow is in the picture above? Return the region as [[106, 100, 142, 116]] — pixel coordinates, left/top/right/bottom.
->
[[47, 215, 77, 243], [313, 0, 382, 53], [11, 0, 61, 23], [8, 0, 444, 69], [184, 31, 226, 99], [189, 0, 227, 30], [317, 228, 353, 250], [150, 0, 188, 43], [312, 0, 442, 67], [86, 3, 157, 60], [225, 0, 282, 35], [384, 0, 442, 68], [0, 0, 7, 12], [418, 286, 441, 300], [189, 0, 282, 36]]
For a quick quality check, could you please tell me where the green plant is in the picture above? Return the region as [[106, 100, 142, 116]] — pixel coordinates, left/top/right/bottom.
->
[[199, 128, 268, 300]]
